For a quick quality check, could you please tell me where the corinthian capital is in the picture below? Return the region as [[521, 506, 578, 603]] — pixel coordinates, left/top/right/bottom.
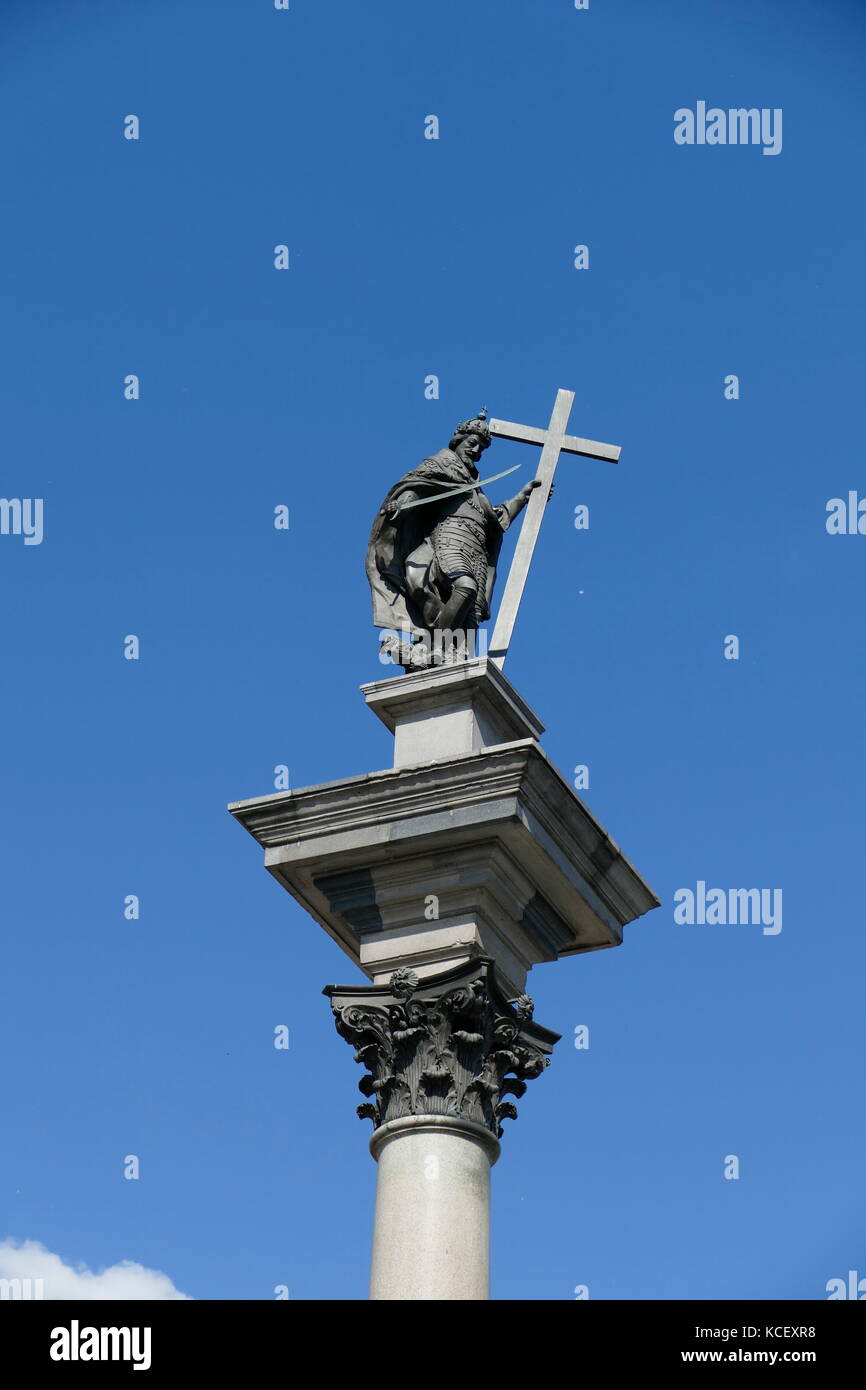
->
[[324, 957, 559, 1139]]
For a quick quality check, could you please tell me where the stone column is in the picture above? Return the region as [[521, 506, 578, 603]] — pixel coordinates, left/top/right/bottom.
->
[[324, 957, 559, 1301], [368, 1115, 499, 1300]]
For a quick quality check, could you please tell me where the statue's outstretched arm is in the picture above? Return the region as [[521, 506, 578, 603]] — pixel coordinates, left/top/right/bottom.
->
[[499, 478, 555, 527]]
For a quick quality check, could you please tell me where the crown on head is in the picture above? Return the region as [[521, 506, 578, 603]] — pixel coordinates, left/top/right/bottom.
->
[[451, 407, 492, 449]]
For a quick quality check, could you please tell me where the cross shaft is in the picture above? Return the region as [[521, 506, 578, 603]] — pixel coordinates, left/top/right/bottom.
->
[[486, 389, 620, 668]]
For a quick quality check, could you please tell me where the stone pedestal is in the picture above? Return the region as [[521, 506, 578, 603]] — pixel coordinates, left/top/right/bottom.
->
[[229, 657, 658, 1300], [230, 658, 658, 998], [362, 656, 544, 769]]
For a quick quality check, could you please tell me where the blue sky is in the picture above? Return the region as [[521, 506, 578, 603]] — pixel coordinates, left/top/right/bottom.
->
[[1, 0, 864, 1300]]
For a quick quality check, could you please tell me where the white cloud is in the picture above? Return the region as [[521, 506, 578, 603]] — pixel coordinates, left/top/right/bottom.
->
[[0, 1239, 191, 1300]]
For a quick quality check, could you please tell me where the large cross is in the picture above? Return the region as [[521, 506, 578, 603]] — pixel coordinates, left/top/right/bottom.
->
[[486, 388, 620, 669]]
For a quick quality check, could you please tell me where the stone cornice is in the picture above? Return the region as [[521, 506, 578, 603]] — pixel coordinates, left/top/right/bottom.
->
[[229, 741, 533, 847], [229, 738, 659, 941]]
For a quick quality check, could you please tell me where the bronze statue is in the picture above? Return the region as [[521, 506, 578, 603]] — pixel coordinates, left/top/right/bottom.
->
[[366, 410, 546, 665]]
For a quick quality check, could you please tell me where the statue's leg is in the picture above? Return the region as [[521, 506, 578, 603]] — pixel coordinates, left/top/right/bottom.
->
[[429, 520, 485, 654], [433, 575, 476, 632]]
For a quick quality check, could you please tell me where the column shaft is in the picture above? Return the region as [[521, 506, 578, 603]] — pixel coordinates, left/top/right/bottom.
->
[[369, 1116, 499, 1301]]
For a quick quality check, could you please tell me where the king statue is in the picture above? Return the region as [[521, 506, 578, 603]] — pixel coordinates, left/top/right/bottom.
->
[[365, 409, 549, 667]]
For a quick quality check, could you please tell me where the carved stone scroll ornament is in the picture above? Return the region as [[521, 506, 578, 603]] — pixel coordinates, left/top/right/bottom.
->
[[324, 957, 560, 1139]]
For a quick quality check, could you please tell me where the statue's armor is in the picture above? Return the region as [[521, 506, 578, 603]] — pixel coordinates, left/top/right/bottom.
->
[[431, 490, 498, 623]]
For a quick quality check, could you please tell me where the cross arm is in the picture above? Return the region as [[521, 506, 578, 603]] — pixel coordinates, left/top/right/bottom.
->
[[488, 417, 621, 464]]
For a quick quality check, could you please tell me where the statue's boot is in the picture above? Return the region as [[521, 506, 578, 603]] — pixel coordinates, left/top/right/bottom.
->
[[433, 583, 474, 633], [430, 584, 476, 665]]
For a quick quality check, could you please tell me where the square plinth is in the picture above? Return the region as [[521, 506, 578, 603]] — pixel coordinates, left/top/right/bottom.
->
[[230, 663, 658, 996], [362, 657, 544, 768]]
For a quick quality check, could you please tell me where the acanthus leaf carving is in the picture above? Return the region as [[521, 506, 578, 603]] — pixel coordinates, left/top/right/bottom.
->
[[325, 957, 559, 1139]]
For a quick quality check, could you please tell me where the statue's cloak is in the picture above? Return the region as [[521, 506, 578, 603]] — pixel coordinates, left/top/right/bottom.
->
[[366, 449, 506, 635]]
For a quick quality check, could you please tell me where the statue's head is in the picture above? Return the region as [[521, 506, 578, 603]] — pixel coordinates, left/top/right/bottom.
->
[[449, 408, 492, 465]]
